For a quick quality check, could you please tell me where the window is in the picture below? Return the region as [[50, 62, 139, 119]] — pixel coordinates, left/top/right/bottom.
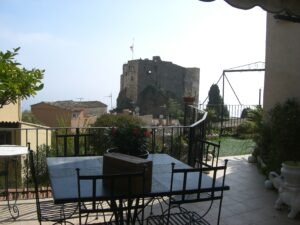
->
[[0, 131, 12, 144]]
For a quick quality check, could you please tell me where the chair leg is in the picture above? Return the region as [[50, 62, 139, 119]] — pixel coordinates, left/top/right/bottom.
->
[[216, 198, 223, 225]]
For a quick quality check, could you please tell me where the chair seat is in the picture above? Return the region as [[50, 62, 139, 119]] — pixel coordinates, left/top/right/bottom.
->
[[147, 211, 210, 225], [39, 200, 77, 222]]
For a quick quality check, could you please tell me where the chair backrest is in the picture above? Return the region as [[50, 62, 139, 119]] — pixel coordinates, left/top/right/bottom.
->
[[195, 139, 221, 168], [169, 159, 228, 206], [76, 167, 146, 225], [28, 149, 42, 222]]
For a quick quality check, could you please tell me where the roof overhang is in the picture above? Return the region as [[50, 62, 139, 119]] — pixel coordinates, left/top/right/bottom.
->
[[0, 121, 19, 128], [199, 0, 300, 18]]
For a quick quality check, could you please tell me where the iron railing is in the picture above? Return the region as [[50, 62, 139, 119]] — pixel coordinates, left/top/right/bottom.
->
[[0, 105, 207, 201], [199, 104, 259, 135]]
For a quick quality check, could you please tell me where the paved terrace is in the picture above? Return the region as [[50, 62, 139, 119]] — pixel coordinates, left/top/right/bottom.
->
[[0, 155, 299, 225]]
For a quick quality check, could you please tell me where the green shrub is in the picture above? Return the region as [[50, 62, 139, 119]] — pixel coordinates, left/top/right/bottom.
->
[[24, 145, 55, 186], [254, 99, 300, 174], [241, 107, 251, 118], [91, 114, 145, 154], [236, 120, 255, 138]]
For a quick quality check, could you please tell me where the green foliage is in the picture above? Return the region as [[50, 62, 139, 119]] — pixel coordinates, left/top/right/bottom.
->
[[235, 106, 262, 138], [22, 110, 43, 124], [206, 84, 229, 120], [167, 98, 183, 121], [236, 120, 256, 138], [241, 107, 252, 118], [107, 125, 151, 156], [254, 100, 300, 173], [0, 48, 44, 108], [25, 145, 55, 186], [116, 89, 134, 112], [207, 84, 222, 105], [91, 114, 145, 154], [246, 106, 264, 144]]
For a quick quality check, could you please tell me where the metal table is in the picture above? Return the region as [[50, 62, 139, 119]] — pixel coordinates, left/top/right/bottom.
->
[[47, 154, 229, 204], [0, 145, 28, 219]]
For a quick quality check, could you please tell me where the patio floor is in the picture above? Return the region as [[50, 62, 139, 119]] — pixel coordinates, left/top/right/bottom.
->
[[0, 155, 299, 225]]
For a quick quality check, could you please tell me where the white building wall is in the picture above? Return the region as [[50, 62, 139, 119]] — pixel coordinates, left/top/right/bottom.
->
[[264, 14, 300, 111]]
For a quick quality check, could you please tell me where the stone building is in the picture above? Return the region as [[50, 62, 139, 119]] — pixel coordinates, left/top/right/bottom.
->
[[117, 56, 200, 116], [31, 100, 107, 127], [0, 101, 51, 150]]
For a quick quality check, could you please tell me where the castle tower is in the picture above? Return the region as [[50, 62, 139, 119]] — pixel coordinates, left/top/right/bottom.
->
[[118, 56, 200, 115]]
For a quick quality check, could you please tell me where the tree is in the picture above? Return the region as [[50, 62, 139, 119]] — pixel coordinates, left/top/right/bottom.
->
[[206, 84, 229, 120], [167, 98, 183, 121], [0, 48, 44, 108], [22, 110, 43, 124], [208, 84, 222, 106]]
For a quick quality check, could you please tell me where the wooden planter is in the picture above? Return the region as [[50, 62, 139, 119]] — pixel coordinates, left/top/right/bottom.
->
[[281, 161, 300, 187], [103, 153, 153, 193], [106, 147, 149, 159], [183, 96, 195, 105]]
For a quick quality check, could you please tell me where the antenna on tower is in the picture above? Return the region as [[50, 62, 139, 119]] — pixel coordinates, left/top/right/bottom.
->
[[104, 93, 113, 110], [129, 38, 134, 60]]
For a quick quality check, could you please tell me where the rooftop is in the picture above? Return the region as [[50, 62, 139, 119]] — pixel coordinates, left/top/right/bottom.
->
[[48, 100, 107, 110], [31, 100, 107, 114]]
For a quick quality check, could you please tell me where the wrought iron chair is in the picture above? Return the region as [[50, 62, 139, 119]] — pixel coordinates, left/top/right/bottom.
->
[[147, 159, 228, 225], [28, 149, 77, 225], [146, 140, 222, 219], [195, 139, 221, 168], [76, 167, 147, 225]]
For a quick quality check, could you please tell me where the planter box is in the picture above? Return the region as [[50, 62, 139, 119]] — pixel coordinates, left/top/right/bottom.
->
[[183, 96, 195, 105], [281, 161, 300, 187], [103, 153, 152, 194]]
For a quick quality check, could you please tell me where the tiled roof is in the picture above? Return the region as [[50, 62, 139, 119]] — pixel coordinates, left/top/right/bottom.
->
[[45, 100, 107, 111], [0, 121, 19, 128]]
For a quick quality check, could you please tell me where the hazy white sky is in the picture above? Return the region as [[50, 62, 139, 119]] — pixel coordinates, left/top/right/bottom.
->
[[0, 0, 266, 110]]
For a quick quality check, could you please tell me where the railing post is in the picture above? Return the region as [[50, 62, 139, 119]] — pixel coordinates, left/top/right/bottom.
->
[[183, 103, 188, 126], [188, 126, 195, 166], [74, 128, 80, 156]]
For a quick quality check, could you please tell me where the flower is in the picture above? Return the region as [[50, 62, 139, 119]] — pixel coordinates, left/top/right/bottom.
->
[[107, 125, 151, 156]]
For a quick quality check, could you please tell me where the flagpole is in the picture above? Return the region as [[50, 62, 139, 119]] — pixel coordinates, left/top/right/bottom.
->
[[130, 38, 134, 60]]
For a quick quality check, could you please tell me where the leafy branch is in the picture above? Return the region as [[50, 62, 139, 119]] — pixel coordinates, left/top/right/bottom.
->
[[0, 47, 44, 108]]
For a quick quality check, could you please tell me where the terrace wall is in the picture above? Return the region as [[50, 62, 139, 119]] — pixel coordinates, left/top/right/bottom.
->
[[264, 14, 300, 111]]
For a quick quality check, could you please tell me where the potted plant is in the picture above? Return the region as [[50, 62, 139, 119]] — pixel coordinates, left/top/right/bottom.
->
[[183, 94, 195, 105], [281, 161, 300, 187], [91, 114, 146, 155], [271, 100, 300, 186], [106, 124, 152, 158]]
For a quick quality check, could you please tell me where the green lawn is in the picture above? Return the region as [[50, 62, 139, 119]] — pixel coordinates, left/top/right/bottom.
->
[[210, 137, 255, 157]]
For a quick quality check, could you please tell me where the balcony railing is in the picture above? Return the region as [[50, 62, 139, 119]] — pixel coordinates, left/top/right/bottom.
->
[[199, 104, 259, 135], [0, 105, 207, 201]]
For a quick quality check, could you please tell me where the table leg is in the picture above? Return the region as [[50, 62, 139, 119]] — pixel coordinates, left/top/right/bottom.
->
[[3, 158, 20, 220]]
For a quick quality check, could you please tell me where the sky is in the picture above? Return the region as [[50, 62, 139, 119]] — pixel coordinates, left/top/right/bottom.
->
[[0, 0, 266, 110]]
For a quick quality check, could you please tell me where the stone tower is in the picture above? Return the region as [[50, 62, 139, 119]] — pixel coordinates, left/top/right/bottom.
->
[[117, 56, 200, 115]]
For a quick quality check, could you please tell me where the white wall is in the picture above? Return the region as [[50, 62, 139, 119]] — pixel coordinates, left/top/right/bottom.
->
[[264, 14, 300, 111]]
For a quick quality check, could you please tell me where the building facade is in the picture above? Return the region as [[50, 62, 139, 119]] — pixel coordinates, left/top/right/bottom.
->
[[0, 101, 51, 150], [263, 14, 300, 111], [31, 100, 107, 127], [118, 56, 200, 115]]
